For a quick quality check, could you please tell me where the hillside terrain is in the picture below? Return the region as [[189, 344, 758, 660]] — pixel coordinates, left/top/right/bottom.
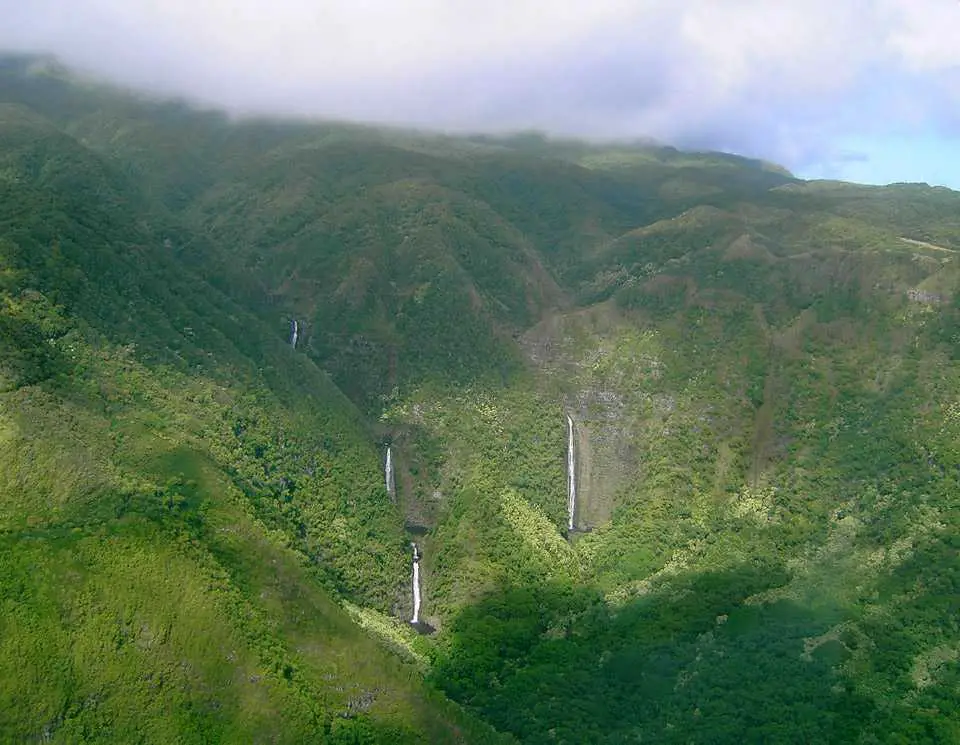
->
[[1, 54, 959, 743]]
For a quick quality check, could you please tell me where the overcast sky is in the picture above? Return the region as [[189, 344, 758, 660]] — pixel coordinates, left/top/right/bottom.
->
[[3, 0, 960, 187]]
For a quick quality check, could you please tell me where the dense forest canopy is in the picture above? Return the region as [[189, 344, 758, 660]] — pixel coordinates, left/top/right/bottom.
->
[[1, 54, 958, 743]]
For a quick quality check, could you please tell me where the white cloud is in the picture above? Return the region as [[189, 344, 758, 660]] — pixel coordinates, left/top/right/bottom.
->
[[2, 0, 959, 174], [884, 0, 960, 72]]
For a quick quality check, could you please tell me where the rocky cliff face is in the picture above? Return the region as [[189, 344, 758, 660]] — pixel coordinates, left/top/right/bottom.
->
[[566, 389, 634, 531], [520, 303, 665, 533]]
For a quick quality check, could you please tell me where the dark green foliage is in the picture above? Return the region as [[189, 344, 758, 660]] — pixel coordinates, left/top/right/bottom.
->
[[2, 52, 960, 743], [431, 567, 880, 745]]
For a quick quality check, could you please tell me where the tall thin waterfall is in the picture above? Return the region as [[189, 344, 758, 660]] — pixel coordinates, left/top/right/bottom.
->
[[289, 319, 299, 349], [385, 446, 395, 498], [410, 543, 422, 625], [566, 414, 577, 531]]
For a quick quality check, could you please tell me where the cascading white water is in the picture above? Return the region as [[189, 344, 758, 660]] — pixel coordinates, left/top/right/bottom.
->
[[385, 446, 395, 498], [566, 414, 576, 531], [290, 319, 299, 349], [410, 542, 422, 625]]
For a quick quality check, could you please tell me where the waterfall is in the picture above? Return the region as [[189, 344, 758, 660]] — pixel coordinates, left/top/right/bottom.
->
[[289, 319, 299, 349], [410, 542, 422, 625], [566, 414, 577, 531], [385, 446, 395, 498]]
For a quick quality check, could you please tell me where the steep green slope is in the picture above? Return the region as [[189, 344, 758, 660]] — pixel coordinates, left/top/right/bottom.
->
[[3, 53, 960, 744], [0, 101, 413, 607], [0, 332, 507, 743], [404, 195, 960, 742], [0, 72, 509, 743]]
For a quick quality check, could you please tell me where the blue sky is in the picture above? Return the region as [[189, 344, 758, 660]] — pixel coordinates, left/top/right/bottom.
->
[[799, 133, 960, 189], [3, 0, 960, 189]]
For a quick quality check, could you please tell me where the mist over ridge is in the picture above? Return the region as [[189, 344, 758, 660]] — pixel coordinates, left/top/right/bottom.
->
[[4, 0, 960, 186]]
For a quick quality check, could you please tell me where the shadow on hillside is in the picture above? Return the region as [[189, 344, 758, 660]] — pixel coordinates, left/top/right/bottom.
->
[[429, 562, 876, 745]]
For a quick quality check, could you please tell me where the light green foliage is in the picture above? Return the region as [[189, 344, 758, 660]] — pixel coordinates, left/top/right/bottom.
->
[[499, 490, 578, 580], [2, 52, 960, 743]]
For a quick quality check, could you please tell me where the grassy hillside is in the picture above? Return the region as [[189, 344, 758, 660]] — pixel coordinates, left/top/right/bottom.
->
[[2, 53, 959, 743]]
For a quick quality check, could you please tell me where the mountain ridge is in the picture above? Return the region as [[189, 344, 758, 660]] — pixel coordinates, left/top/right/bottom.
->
[[2, 53, 959, 743]]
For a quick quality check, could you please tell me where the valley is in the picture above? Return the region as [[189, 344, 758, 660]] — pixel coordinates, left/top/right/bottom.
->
[[1, 54, 959, 743]]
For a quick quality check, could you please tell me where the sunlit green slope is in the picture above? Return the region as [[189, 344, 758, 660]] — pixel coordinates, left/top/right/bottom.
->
[[2, 53, 959, 744], [0, 61, 509, 744]]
